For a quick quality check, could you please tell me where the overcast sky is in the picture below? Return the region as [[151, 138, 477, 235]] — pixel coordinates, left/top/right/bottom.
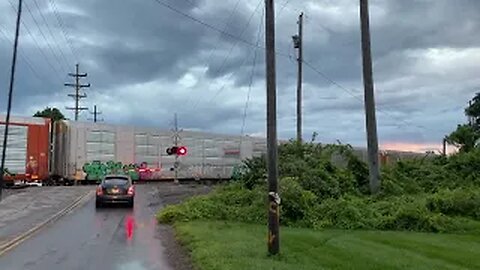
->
[[0, 0, 479, 152]]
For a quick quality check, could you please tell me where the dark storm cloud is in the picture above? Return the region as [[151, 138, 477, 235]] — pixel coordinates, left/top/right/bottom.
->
[[57, 0, 210, 89]]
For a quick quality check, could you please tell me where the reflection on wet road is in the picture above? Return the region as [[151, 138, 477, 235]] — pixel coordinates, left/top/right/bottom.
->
[[0, 184, 173, 270]]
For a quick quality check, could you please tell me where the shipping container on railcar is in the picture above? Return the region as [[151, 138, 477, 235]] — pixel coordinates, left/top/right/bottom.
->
[[0, 115, 51, 186], [53, 120, 267, 183]]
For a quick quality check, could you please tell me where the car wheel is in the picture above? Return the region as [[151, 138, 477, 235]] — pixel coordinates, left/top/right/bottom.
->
[[95, 201, 102, 208], [128, 199, 134, 208]]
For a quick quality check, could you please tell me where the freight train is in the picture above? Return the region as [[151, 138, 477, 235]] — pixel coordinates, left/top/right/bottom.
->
[[0, 115, 427, 186], [0, 115, 267, 186]]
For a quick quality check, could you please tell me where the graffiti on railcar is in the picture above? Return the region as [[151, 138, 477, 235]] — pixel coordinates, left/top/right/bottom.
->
[[82, 161, 161, 181]]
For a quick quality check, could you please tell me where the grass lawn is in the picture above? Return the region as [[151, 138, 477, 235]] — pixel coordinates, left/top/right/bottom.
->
[[175, 221, 480, 270]]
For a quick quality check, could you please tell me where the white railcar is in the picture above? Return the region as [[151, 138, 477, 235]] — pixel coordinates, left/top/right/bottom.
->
[[53, 120, 267, 182]]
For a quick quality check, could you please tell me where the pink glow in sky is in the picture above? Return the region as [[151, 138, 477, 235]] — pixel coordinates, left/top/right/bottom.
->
[[380, 142, 458, 154]]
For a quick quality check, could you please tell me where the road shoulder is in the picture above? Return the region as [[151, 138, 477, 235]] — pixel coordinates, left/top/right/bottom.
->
[[0, 186, 93, 254], [154, 183, 214, 270]]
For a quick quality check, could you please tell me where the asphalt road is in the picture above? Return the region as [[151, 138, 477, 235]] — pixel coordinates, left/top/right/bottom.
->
[[0, 184, 174, 270]]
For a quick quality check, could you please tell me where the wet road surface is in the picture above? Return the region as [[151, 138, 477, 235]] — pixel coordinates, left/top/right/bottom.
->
[[0, 184, 173, 270]]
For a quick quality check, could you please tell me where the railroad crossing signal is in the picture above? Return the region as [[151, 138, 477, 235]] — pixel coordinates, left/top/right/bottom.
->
[[166, 146, 187, 156]]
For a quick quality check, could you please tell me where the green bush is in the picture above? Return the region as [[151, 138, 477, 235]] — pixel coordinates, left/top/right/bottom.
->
[[159, 178, 321, 227], [157, 184, 266, 224], [159, 140, 480, 234], [237, 156, 267, 189], [278, 177, 318, 226], [312, 195, 479, 233], [235, 141, 365, 199], [315, 196, 376, 230], [427, 189, 480, 220]]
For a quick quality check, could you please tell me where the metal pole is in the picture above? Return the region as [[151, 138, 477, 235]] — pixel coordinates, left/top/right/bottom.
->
[[93, 105, 97, 123], [359, 0, 380, 193], [0, 0, 23, 200], [296, 12, 303, 142], [174, 113, 179, 184], [265, 0, 279, 255]]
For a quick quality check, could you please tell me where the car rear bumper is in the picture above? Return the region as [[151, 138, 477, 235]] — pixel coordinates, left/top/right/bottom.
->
[[96, 194, 133, 204]]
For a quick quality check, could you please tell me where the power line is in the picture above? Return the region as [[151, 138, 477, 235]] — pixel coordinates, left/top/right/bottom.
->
[[47, 0, 79, 62], [23, 0, 69, 73], [189, 0, 263, 110], [7, 0, 64, 80], [151, 0, 290, 58], [32, 0, 74, 68], [150, 0, 430, 133], [278, 0, 291, 15], [241, 8, 264, 137], [182, 0, 243, 108], [302, 59, 429, 131], [0, 26, 57, 87], [182, 0, 293, 113], [181, 0, 196, 7]]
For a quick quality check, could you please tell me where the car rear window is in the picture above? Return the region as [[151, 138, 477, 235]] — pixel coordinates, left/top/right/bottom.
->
[[104, 178, 129, 185]]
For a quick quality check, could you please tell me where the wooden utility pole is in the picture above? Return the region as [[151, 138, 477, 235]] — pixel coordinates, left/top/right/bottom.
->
[[0, 0, 23, 201], [265, 0, 280, 255], [468, 100, 473, 126], [90, 105, 102, 123], [65, 64, 90, 121], [359, 0, 380, 193], [293, 12, 303, 142], [443, 137, 447, 156]]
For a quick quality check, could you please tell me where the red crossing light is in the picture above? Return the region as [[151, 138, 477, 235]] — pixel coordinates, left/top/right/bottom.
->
[[166, 146, 187, 156], [177, 146, 187, 156]]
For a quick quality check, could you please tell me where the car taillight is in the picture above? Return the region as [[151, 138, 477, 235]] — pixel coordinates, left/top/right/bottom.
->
[[127, 186, 135, 195], [96, 186, 103, 195]]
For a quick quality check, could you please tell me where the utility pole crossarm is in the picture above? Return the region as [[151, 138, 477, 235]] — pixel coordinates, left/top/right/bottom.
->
[[65, 107, 88, 110], [67, 93, 87, 98], [68, 72, 87, 77], [64, 83, 90, 88]]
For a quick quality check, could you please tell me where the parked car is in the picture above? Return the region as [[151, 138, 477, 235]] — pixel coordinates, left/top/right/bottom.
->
[[95, 175, 135, 208]]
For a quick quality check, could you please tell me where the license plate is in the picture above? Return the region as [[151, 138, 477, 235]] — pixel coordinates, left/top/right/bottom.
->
[[111, 188, 119, 194]]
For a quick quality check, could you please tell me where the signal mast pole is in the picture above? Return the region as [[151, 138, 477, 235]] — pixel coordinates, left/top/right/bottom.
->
[[172, 113, 181, 184]]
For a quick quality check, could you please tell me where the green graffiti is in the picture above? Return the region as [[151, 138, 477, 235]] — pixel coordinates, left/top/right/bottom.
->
[[231, 164, 247, 181], [123, 163, 140, 181], [83, 160, 138, 182]]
